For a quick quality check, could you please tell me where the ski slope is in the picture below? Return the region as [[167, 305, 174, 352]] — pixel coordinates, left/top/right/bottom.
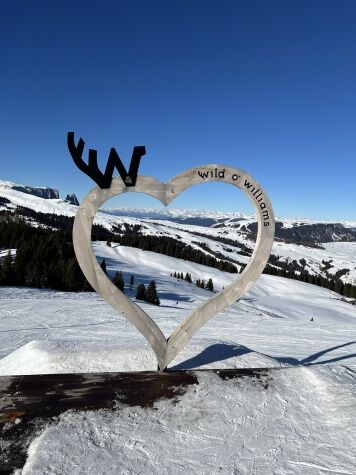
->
[[1, 243, 355, 374], [0, 246, 356, 473]]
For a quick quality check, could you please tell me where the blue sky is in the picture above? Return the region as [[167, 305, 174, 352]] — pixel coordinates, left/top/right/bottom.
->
[[1, 0, 355, 219]]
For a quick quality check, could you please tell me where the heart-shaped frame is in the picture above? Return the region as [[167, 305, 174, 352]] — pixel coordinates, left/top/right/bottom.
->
[[73, 164, 275, 370]]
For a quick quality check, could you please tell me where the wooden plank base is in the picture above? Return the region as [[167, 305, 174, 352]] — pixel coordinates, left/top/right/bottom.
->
[[0, 369, 270, 474]]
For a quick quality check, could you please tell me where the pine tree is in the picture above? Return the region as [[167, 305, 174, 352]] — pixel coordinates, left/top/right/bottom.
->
[[65, 258, 82, 291], [113, 271, 125, 292], [1, 251, 14, 285], [350, 285, 356, 299], [82, 277, 94, 292], [136, 282, 146, 300], [206, 278, 214, 291], [335, 279, 344, 295], [184, 272, 192, 283], [129, 274, 134, 289], [344, 283, 351, 298], [145, 280, 160, 306]]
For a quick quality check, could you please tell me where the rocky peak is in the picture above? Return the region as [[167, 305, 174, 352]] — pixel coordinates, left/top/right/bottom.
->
[[65, 194, 79, 206], [11, 185, 59, 199]]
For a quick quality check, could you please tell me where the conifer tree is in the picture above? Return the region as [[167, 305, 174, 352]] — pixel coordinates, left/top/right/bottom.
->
[[1, 251, 14, 285], [65, 258, 82, 291], [335, 279, 344, 295], [113, 271, 125, 292], [129, 274, 134, 289], [145, 280, 160, 306], [350, 285, 356, 299], [136, 282, 146, 300], [206, 278, 214, 291], [82, 277, 94, 292], [344, 283, 351, 298]]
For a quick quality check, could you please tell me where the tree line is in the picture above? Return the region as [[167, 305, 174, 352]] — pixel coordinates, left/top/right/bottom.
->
[[262, 263, 356, 298], [0, 218, 88, 291], [172, 271, 214, 291], [1, 210, 356, 299], [112, 233, 238, 273], [101, 261, 160, 306]]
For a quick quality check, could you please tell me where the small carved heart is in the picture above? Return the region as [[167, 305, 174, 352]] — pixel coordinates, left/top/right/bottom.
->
[[73, 165, 275, 370]]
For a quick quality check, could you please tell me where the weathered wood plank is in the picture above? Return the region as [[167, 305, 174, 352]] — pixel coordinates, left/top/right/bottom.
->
[[0, 369, 270, 474], [0, 369, 269, 423]]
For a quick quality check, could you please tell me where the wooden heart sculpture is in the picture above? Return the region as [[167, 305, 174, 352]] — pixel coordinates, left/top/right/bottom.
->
[[73, 165, 275, 370]]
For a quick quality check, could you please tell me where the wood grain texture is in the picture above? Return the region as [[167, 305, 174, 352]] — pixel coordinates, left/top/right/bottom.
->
[[73, 165, 275, 370]]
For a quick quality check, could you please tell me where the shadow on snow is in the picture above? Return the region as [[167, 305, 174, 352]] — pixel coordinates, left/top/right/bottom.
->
[[171, 341, 356, 370]]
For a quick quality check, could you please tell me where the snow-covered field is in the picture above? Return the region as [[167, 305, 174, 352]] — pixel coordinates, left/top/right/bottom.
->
[[1, 245, 356, 473]]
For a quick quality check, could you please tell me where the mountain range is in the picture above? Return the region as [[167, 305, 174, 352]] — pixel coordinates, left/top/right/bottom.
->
[[0, 180, 355, 290]]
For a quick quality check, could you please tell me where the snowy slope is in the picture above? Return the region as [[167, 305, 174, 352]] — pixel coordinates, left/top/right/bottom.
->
[[1, 247, 356, 473], [1, 244, 355, 375], [0, 180, 139, 232], [0, 180, 75, 216], [1, 180, 356, 285]]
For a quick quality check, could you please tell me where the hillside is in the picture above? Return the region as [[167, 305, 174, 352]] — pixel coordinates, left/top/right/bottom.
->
[[1, 179, 356, 294], [1, 243, 355, 372], [0, 247, 355, 473], [0, 183, 355, 474]]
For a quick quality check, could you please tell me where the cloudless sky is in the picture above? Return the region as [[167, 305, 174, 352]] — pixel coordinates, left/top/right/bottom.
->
[[1, 0, 355, 219]]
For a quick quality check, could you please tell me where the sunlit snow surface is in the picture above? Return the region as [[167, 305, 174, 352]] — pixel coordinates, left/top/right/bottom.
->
[[1, 245, 356, 474]]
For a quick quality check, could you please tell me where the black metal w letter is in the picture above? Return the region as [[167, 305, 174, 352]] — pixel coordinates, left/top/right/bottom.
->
[[67, 132, 146, 189]]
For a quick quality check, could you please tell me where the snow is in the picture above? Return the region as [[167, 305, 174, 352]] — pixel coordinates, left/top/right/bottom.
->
[[0, 182, 76, 217], [0, 249, 16, 259], [0, 181, 143, 232], [103, 206, 356, 229], [1, 181, 356, 283], [0, 262, 356, 472], [1, 184, 356, 473], [16, 367, 356, 474], [1, 244, 355, 376]]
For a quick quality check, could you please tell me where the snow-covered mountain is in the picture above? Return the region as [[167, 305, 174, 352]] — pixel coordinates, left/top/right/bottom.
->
[[104, 207, 356, 242], [103, 207, 247, 227], [105, 206, 356, 232], [0, 180, 59, 199], [0, 180, 79, 212], [1, 180, 356, 286]]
